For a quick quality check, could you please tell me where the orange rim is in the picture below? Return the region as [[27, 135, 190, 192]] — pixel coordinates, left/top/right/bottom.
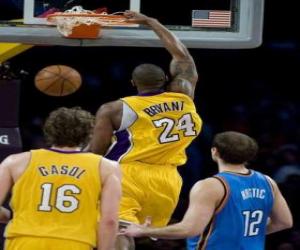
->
[[47, 12, 127, 22]]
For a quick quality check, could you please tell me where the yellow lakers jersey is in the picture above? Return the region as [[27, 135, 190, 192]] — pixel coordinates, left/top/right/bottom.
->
[[106, 92, 202, 166], [5, 149, 101, 247]]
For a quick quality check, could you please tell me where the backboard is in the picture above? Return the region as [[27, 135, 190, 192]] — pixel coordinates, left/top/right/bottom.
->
[[0, 0, 265, 48]]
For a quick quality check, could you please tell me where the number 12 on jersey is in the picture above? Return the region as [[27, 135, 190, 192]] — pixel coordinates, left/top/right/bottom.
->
[[243, 210, 264, 236], [153, 113, 197, 143]]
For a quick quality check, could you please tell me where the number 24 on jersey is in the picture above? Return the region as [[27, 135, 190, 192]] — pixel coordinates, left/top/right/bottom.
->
[[153, 113, 197, 144]]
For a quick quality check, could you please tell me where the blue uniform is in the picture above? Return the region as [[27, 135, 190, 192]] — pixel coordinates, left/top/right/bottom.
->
[[187, 235, 200, 250], [198, 170, 274, 250]]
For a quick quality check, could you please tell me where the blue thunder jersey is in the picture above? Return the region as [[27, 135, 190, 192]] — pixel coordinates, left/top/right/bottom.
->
[[198, 170, 274, 250]]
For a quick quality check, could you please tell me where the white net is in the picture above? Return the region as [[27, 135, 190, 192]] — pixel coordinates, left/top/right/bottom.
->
[[48, 6, 127, 37]]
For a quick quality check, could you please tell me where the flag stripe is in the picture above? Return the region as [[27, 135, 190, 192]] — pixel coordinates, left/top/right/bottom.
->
[[192, 10, 232, 28]]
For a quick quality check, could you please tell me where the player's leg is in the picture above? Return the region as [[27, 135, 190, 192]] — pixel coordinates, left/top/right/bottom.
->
[[116, 163, 145, 250], [116, 162, 182, 249], [137, 165, 183, 227], [117, 164, 182, 249]]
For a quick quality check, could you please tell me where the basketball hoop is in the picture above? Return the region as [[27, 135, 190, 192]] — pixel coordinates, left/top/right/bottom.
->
[[47, 6, 130, 39]]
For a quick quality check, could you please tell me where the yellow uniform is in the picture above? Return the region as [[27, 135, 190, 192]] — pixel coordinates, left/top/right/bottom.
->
[[106, 92, 202, 226], [5, 149, 101, 250]]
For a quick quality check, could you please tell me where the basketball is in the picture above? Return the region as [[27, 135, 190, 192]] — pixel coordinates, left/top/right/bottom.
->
[[34, 65, 82, 96]]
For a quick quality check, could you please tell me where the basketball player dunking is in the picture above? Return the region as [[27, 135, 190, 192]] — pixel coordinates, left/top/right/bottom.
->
[[121, 132, 293, 250], [90, 11, 202, 249]]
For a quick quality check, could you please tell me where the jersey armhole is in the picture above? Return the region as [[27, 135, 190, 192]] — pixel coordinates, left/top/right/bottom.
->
[[117, 101, 138, 132], [212, 176, 230, 214], [12, 151, 33, 186], [264, 175, 275, 199]]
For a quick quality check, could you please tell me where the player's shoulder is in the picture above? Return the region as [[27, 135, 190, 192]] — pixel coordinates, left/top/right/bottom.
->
[[166, 92, 196, 108], [192, 177, 225, 195], [148, 91, 195, 104], [190, 178, 226, 207], [263, 173, 273, 182], [96, 100, 123, 116], [100, 157, 120, 169], [99, 157, 121, 180], [263, 174, 278, 191], [252, 171, 276, 185], [0, 151, 31, 168], [164, 91, 193, 99], [167, 79, 195, 99]]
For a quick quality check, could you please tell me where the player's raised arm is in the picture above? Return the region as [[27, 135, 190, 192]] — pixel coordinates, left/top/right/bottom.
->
[[266, 177, 293, 234], [90, 101, 122, 155], [124, 11, 198, 99], [98, 157, 121, 250], [121, 178, 224, 239]]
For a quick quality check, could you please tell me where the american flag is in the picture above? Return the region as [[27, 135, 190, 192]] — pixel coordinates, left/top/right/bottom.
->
[[192, 10, 232, 28]]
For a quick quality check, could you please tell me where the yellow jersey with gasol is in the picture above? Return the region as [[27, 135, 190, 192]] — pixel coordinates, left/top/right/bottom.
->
[[5, 149, 102, 248], [106, 91, 202, 166]]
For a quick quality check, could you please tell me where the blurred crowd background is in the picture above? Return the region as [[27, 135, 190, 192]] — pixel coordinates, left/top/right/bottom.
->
[[0, 0, 299, 249]]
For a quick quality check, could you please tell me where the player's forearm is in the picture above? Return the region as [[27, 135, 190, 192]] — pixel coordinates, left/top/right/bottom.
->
[[145, 18, 190, 60], [0, 207, 11, 223], [98, 219, 118, 250], [140, 222, 197, 239], [266, 218, 293, 234]]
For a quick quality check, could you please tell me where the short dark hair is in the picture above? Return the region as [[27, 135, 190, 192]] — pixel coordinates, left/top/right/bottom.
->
[[212, 131, 258, 164], [132, 64, 166, 87], [43, 107, 94, 147]]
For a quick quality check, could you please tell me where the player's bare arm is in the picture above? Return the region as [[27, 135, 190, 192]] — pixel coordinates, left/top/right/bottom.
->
[[124, 11, 198, 98], [0, 152, 30, 223], [0, 157, 12, 223], [266, 176, 293, 234], [98, 157, 122, 250], [90, 101, 123, 155], [0, 156, 14, 207], [121, 178, 224, 239], [0, 207, 10, 223]]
